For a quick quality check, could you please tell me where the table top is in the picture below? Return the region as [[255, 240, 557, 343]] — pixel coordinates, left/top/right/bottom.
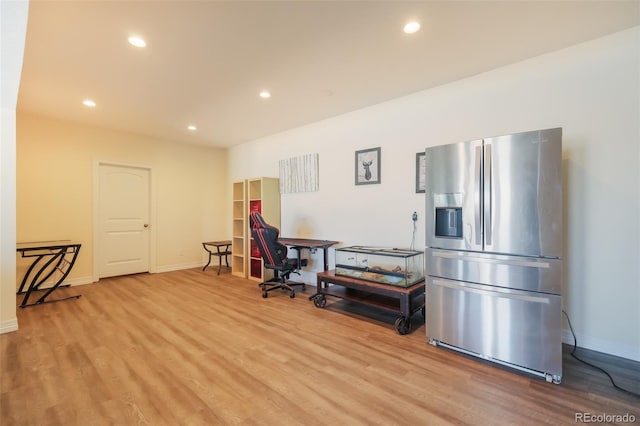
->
[[203, 240, 231, 246], [278, 238, 339, 249], [17, 240, 82, 251]]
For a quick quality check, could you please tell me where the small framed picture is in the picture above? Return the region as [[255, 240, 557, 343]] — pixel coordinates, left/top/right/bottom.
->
[[416, 152, 426, 193], [355, 147, 381, 185]]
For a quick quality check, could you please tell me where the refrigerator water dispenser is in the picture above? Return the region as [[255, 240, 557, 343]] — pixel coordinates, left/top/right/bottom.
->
[[435, 207, 462, 238]]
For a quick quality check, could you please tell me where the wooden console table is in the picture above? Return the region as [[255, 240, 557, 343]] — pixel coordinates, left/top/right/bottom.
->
[[313, 270, 425, 335]]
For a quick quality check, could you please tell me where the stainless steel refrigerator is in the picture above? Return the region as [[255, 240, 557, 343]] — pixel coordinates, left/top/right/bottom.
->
[[425, 127, 563, 384]]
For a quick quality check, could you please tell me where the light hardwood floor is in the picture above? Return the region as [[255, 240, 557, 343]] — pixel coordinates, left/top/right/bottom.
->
[[1, 269, 638, 425]]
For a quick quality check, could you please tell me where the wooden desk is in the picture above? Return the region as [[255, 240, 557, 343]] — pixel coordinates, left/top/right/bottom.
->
[[278, 237, 339, 272], [314, 270, 425, 335], [202, 240, 232, 275], [278, 238, 339, 300], [16, 240, 82, 308]]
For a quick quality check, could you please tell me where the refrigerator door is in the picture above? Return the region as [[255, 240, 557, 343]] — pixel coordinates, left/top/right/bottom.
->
[[484, 128, 562, 258], [425, 139, 483, 252], [426, 277, 562, 379], [426, 248, 562, 294]]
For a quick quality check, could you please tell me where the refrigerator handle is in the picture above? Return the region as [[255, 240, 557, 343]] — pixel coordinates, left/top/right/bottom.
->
[[432, 279, 551, 304], [484, 143, 492, 246], [474, 145, 482, 245]]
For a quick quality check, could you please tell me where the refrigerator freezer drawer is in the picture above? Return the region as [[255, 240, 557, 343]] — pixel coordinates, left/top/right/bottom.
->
[[426, 277, 562, 379], [427, 248, 562, 294]]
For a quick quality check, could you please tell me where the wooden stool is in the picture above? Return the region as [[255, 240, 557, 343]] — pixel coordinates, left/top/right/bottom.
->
[[202, 240, 232, 275]]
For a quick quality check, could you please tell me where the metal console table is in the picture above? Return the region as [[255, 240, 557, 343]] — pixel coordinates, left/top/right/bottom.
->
[[313, 270, 425, 335], [16, 240, 82, 308]]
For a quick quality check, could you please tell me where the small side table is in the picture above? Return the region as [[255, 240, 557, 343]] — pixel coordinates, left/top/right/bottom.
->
[[202, 240, 232, 275]]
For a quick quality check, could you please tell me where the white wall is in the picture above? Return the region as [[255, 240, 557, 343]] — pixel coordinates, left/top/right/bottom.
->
[[0, 0, 29, 333], [229, 27, 640, 362], [16, 113, 229, 283]]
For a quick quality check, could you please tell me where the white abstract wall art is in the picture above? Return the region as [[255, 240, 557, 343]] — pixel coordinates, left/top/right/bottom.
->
[[279, 153, 319, 193]]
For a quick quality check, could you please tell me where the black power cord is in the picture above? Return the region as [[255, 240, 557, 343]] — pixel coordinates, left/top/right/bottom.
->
[[563, 310, 640, 398], [409, 212, 418, 250]]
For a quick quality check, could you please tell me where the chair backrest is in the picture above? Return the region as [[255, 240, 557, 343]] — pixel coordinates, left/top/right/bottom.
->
[[250, 211, 288, 268]]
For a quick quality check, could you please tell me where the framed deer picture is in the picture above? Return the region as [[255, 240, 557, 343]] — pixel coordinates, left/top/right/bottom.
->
[[355, 147, 381, 185]]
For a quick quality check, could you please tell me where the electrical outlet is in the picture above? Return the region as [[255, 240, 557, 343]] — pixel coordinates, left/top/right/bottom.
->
[[412, 212, 418, 221]]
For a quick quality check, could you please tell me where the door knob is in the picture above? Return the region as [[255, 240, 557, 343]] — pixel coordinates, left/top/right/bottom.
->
[[144, 224, 149, 228]]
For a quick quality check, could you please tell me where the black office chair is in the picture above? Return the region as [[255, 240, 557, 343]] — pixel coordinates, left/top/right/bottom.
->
[[250, 211, 307, 298]]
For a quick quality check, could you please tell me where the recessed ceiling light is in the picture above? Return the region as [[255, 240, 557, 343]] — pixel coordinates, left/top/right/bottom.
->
[[83, 99, 96, 107], [403, 21, 420, 34], [187, 125, 197, 131], [128, 36, 146, 48], [259, 91, 271, 99]]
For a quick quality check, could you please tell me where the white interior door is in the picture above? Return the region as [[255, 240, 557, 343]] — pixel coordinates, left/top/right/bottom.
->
[[97, 163, 150, 278]]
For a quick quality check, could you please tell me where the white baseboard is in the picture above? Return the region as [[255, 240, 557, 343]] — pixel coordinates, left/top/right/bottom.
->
[[65, 276, 94, 286], [562, 329, 640, 363], [0, 318, 18, 334], [17, 275, 94, 291], [155, 261, 203, 273]]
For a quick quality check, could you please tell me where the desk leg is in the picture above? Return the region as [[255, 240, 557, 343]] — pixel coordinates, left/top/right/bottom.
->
[[309, 247, 331, 301], [286, 246, 311, 299], [17, 256, 45, 294], [202, 244, 212, 271], [294, 247, 302, 272], [308, 254, 319, 300], [323, 248, 330, 272], [19, 252, 61, 307], [216, 250, 224, 275]]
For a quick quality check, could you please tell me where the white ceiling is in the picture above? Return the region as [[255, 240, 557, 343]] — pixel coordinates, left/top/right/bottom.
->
[[17, 1, 639, 148]]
